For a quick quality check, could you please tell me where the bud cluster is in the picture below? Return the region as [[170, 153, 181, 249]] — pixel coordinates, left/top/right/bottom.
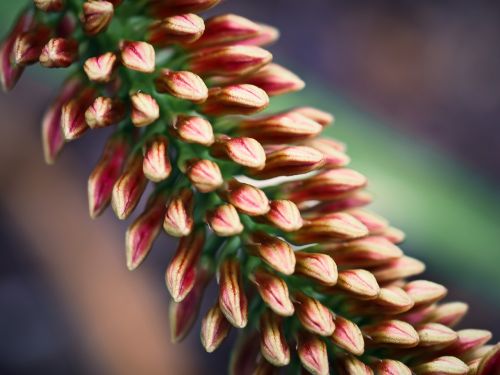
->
[[1, 1, 498, 374]]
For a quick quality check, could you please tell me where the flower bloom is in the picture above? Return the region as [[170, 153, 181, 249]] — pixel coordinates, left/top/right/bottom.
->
[[1, 1, 498, 374]]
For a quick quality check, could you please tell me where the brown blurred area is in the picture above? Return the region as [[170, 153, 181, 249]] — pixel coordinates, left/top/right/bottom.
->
[[1, 1, 499, 374]]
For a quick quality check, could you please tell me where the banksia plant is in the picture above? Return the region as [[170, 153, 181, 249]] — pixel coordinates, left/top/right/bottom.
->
[[1, 1, 499, 374]]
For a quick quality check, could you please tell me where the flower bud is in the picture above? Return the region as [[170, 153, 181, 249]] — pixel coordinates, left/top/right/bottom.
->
[[413, 356, 468, 375], [42, 78, 82, 164], [260, 310, 290, 367], [239, 24, 279, 47], [297, 331, 329, 375], [189, 45, 272, 77], [186, 159, 223, 192], [82, 1, 114, 35], [224, 179, 269, 216], [423, 302, 469, 327], [373, 360, 412, 375], [170, 259, 213, 342], [447, 329, 492, 355], [84, 52, 117, 83], [165, 227, 205, 302], [142, 135, 172, 182], [245, 232, 295, 275], [34, 0, 64, 12], [363, 319, 420, 348], [150, 0, 221, 18], [39, 38, 78, 68], [211, 136, 266, 169], [477, 344, 500, 375], [264, 200, 303, 232], [163, 188, 194, 237], [172, 115, 214, 146], [295, 252, 338, 286], [61, 87, 96, 140], [191, 14, 261, 48], [238, 112, 322, 144], [416, 323, 458, 347], [326, 236, 403, 267], [348, 209, 389, 234], [111, 153, 148, 220], [336, 269, 380, 300], [294, 293, 335, 337], [201, 303, 231, 352], [206, 204, 243, 237], [120, 40, 155, 73], [286, 168, 367, 203], [14, 26, 51, 66], [218, 258, 248, 328], [371, 256, 426, 283], [155, 69, 208, 102], [125, 193, 168, 270], [249, 267, 294, 317], [130, 92, 160, 127], [331, 315, 364, 356], [292, 213, 368, 244], [338, 355, 373, 375], [304, 191, 372, 215], [293, 107, 334, 127], [85, 97, 125, 128], [88, 134, 130, 218], [374, 286, 414, 314], [252, 146, 324, 179], [148, 14, 205, 46], [380, 226, 406, 244], [245, 63, 305, 96], [202, 85, 269, 115], [301, 138, 350, 168], [404, 280, 448, 306]]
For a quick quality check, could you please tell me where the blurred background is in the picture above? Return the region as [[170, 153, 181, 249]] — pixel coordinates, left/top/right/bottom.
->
[[1, 1, 499, 374]]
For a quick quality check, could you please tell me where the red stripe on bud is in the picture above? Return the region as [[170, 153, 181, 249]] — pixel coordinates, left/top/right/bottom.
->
[[163, 188, 194, 237], [245, 232, 296, 275], [120, 40, 155, 73], [155, 69, 208, 102], [142, 135, 172, 182]]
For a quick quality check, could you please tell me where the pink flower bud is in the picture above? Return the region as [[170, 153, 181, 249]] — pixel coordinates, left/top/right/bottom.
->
[[294, 293, 335, 337], [371, 256, 425, 283], [148, 14, 205, 46], [413, 356, 468, 375], [252, 146, 324, 179], [61, 87, 96, 140], [423, 302, 468, 327], [172, 115, 214, 146], [363, 319, 420, 348], [238, 111, 322, 144], [337, 356, 373, 375], [348, 209, 389, 234], [189, 45, 272, 77], [447, 329, 492, 355], [245, 63, 305, 96], [186, 159, 223, 192], [293, 107, 334, 127], [39, 38, 78, 68], [264, 200, 303, 232], [84, 52, 117, 83], [120, 40, 155, 73], [249, 267, 294, 317], [224, 179, 269, 216], [170, 259, 213, 342], [206, 204, 243, 237], [34, 0, 64, 12], [111, 153, 148, 220], [297, 331, 329, 375], [245, 232, 296, 275], [302, 138, 350, 168], [82, 1, 114, 35], [331, 315, 364, 356], [374, 286, 414, 314], [85, 97, 125, 129], [295, 252, 338, 286], [404, 280, 448, 306], [477, 344, 500, 375], [211, 136, 266, 170], [14, 26, 51, 66], [380, 226, 406, 244], [218, 258, 248, 328], [373, 360, 412, 375], [125, 193, 168, 270], [130, 92, 160, 127], [260, 310, 290, 367], [165, 227, 205, 302], [303, 191, 372, 215], [142, 135, 172, 182], [163, 188, 194, 237], [150, 0, 221, 18], [202, 84, 269, 115], [416, 323, 458, 347], [88, 134, 130, 218], [200, 304, 231, 352], [155, 69, 208, 102], [336, 269, 380, 300], [239, 24, 279, 47]]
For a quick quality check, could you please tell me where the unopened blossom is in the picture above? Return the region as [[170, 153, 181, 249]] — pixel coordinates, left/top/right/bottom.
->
[[1, 2, 497, 374]]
